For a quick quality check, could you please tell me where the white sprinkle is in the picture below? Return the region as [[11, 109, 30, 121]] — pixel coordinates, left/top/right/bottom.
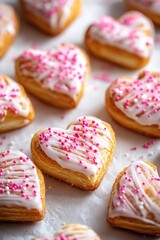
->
[[148, 151, 153, 157], [6, 191, 10, 195], [133, 99, 138, 103], [6, 170, 10, 174], [9, 166, 13, 170], [5, 186, 9, 190]]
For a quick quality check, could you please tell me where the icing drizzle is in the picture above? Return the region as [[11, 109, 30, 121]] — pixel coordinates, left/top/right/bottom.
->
[[108, 161, 160, 226], [0, 3, 16, 38], [128, 0, 160, 14], [38, 116, 114, 178], [17, 43, 88, 100], [88, 11, 154, 57], [110, 71, 160, 126], [0, 75, 30, 121], [0, 150, 42, 210], [23, 0, 74, 28]]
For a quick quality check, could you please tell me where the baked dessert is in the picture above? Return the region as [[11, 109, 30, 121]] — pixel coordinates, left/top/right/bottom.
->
[[106, 71, 160, 137], [15, 43, 90, 109], [19, 0, 82, 36], [85, 11, 154, 69], [125, 0, 160, 25], [0, 75, 34, 133], [33, 224, 101, 239], [0, 3, 19, 58], [31, 116, 115, 191], [108, 161, 160, 235], [0, 150, 45, 222]]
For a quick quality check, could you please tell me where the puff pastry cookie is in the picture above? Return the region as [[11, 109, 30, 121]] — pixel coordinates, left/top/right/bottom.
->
[[125, 0, 160, 25], [85, 11, 154, 69], [15, 43, 90, 109], [106, 71, 160, 137], [33, 224, 101, 240], [19, 0, 82, 36], [0, 75, 34, 133], [0, 150, 45, 222], [31, 116, 115, 191], [108, 161, 160, 235], [0, 3, 19, 58]]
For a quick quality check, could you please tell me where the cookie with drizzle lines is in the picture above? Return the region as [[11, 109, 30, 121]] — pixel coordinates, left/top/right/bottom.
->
[[15, 43, 90, 109], [106, 70, 160, 137], [85, 11, 154, 69], [0, 75, 34, 133], [33, 224, 101, 240], [125, 0, 160, 25], [108, 161, 160, 235], [0, 150, 45, 222], [19, 0, 82, 36], [31, 116, 115, 191], [0, 3, 19, 58]]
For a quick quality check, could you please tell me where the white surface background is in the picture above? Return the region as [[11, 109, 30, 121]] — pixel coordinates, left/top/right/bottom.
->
[[0, 0, 160, 239]]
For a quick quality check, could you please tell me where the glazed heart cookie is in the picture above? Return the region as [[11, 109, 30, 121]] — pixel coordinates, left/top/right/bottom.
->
[[85, 11, 154, 69], [125, 0, 160, 25], [0, 75, 34, 133], [15, 43, 90, 109], [106, 71, 160, 137], [31, 116, 115, 191], [0, 3, 19, 58], [33, 224, 101, 240], [108, 161, 160, 235], [0, 150, 45, 222], [19, 0, 82, 36]]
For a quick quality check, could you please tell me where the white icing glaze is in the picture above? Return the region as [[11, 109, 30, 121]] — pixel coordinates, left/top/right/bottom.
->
[[54, 224, 100, 240], [110, 71, 160, 126], [88, 11, 154, 57], [0, 150, 42, 211], [0, 3, 16, 38], [108, 161, 160, 226], [38, 116, 114, 178], [0, 75, 30, 121], [18, 43, 88, 100], [128, 0, 160, 14], [23, 0, 75, 28]]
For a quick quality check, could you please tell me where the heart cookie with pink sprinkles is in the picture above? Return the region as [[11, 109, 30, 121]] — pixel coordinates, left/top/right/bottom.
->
[[106, 71, 160, 137], [15, 43, 90, 109], [31, 116, 115, 190], [108, 161, 160, 235], [85, 11, 154, 69], [0, 150, 45, 222]]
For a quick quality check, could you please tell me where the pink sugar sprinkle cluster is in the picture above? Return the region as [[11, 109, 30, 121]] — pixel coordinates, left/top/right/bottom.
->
[[0, 151, 37, 200], [55, 236, 78, 240], [22, 45, 84, 92], [112, 74, 160, 117], [30, 0, 67, 18], [0, 77, 20, 117], [39, 117, 106, 169]]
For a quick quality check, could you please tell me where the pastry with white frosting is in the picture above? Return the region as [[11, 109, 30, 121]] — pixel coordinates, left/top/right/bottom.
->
[[31, 116, 115, 190], [15, 43, 90, 109], [108, 161, 160, 235], [19, 0, 82, 36], [0, 150, 45, 221], [85, 11, 154, 69]]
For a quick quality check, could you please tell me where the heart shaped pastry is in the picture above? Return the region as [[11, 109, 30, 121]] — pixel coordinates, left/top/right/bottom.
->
[[31, 116, 115, 190], [15, 43, 90, 109], [33, 224, 101, 240], [106, 71, 160, 137], [19, 0, 82, 36], [108, 161, 160, 235], [0, 75, 34, 133], [125, 0, 160, 25], [0, 3, 19, 58], [85, 11, 154, 69], [0, 150, 45, 222]]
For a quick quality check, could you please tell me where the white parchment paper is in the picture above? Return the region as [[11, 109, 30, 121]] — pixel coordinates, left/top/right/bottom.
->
[[0, 0, 160, 239]]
